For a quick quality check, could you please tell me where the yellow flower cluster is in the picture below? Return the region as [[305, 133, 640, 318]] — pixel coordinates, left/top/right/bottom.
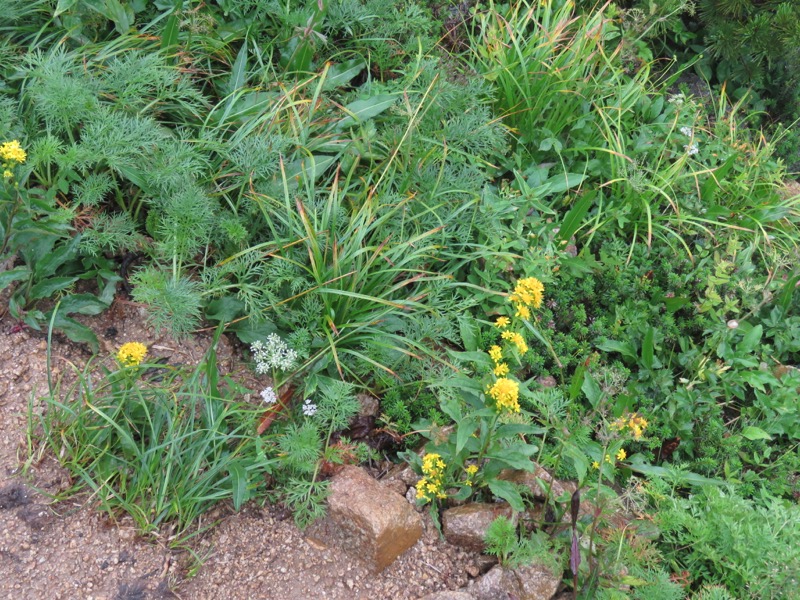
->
[[117, 342, 148, 366], [489, 345, 503, 362], [508, 277, 544, 318], [1, 140, 26, 182], [501, 330, 528, 355], [0, 140, 26, 163], [610, 413, 648, 440], [416, 453, 447, 502], [486, 377, 520, 413], [464, 464, 479, 486]]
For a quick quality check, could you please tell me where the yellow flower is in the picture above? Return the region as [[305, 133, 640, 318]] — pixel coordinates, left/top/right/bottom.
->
[[616, 448, 627, 461], [488, 345, 503, 362], [487, 377, 520, 413], [0, 140, 26, 164], [508, 277, 544, 309], [495, 316, 511, 329], [2, 170, 12, 180], [465, 464, 478, 476], [515, 304, 531, 320], [591, 461, 600, 470], [493, 362, 509, 376], [117, 342, 148, 366]]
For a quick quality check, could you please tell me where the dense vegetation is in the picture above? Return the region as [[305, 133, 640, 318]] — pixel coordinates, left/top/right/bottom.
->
[[2, 0, 799, 597]]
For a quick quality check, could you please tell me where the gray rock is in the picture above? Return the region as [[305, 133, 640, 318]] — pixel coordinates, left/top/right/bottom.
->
[[356, 393, 380, 417], [442, 503, 516, 553], [305, 466, 423, 573], [467, 563, 560, 600]]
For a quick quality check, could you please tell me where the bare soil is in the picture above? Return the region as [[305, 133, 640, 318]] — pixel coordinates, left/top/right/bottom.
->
[[0, 302, 479, 599]]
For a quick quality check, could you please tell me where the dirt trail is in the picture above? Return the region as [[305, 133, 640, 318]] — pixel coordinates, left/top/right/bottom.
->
[[0, 304, 476, 599]]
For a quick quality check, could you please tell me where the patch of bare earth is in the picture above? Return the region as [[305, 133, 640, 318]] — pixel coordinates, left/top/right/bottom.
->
[[0, 303, 478, 599]]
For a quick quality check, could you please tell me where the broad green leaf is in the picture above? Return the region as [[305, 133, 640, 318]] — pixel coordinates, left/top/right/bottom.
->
[[459, 317, 481, 352], [58, 294, 110, 316], [337, 95, 396, 129], [739, 324, 763, 355], [456, 418, 477, 455], [0, 267, 30, 292], [641, 326, 655, 370], [545, 172, 587, 195], [161, 14, 180, 54], [741, 426, 772, 441], [596, 339, 637, 361], [323, 59, 365, 90], [229, 463, 247, 510], [581, 371, 602, 408], [227, 38, 248, 96], [54, 0, 79, 16], [563, 444, 589, 485], [487, 479, 525, 512], [558, 190, 594, 241], [51, 314, 99, 352], [29, 276, 79, 301]]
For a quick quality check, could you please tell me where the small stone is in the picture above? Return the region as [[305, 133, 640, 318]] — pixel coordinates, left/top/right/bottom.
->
[[346, 579, 354, 590], [442, 503, 516, 553], [536, 376, 557, 388], [306, 466, 423, 573], [355, 393, 380, 418]]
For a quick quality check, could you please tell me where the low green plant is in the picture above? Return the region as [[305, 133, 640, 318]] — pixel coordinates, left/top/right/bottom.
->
[[33, 328, 274, 545], [484, 515, 560, 571], [653, 483, 800, 598]]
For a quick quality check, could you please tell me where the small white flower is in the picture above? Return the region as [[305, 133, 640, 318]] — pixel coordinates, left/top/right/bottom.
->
[[684, 143, 699, 156], [302, 400, 317, 416], [668, 93, 685, 105], [251, 334, 298, 373], [260, 387, 278, 405], [727, 320, 739, 329], [680, 126, 693, 137]]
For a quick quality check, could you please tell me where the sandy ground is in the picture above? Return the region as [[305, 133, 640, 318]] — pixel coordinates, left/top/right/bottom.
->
[[0, 301, 479, 599]]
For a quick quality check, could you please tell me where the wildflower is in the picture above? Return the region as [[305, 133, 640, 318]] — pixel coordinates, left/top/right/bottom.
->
[[251, 334, 298, 373], [260, 387, 278, 405], [493, 362, 509, 377], [488, 345, 503, 363], [302, 399, 317, 416], [117, 342, 148, 366], [508, 277, 544, 310], [486, 377, 520, 413], [0, 140, 26, 164], [679, 126, 693, 137], [684, 143, 699, 156], [628, 413, 648, 439], [494, 316, 510, 329], [616, 448, 627, 461], [591, 461, 600, 470], [515, 304, 531, 320], [417, 453, 447, 502], [465, 464, 478, 476], [501, 330, 528, 354]]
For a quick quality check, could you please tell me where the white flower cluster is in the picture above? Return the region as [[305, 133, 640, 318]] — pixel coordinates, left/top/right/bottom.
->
[[260, 387, 278, 405], [684, 143, 699, 156], [680, 126, 693, 137], [302, 399, 317, 416], [251, 334, 298, 373]]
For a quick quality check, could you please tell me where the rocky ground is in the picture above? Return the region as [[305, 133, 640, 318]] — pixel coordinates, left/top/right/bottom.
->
[[0, 301, 480, 600]]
